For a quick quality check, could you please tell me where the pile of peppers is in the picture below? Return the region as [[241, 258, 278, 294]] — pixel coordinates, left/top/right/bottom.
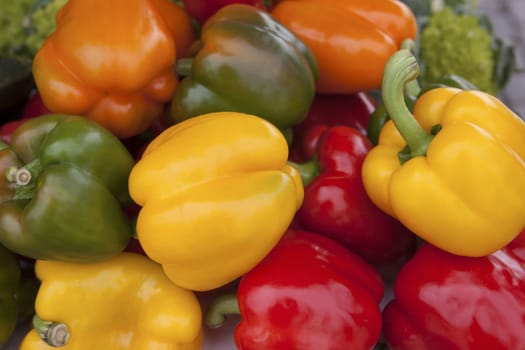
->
[[1, 0, 525, 349]]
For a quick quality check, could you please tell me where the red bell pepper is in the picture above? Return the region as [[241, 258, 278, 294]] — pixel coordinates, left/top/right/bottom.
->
[[382, 229, 525, 350], [291, 126, 416, 265], [206, 229, 384, 350], [182, 0, 273, 24], [290, 92, 377, 162]]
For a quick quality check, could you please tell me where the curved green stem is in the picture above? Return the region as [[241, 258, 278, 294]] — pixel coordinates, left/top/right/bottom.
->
[[400, 39, 421, 98], [205, 293, 240, 329], [382, 50, 433, 163], [287, 158, 319, 187], [33, 315, 70, 347]]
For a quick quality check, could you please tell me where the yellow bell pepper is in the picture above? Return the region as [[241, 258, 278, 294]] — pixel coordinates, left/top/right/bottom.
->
[[20, 253, 203, 350], [129, 112, 304, 291], [362, 49, 525, 257]]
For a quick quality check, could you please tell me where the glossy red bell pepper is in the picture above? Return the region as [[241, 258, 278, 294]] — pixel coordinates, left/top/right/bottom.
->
[[206, 229, 384, 350], [382, 229, 525, 350], [291, 126, 416, 265], [290, 92, 377, 162]]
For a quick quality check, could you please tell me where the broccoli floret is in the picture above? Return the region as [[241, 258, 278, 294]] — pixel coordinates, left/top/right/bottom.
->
[[0, 0, 35, 58], [24, 0, 68, 56], [0, 0, 67, 59], [419, 7, 497, 94]]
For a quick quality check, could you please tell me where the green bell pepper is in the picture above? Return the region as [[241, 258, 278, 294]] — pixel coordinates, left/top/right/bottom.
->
[[0, 114, 134, 263], [0, 244, 20, 346], [170, 4, 318, 129]]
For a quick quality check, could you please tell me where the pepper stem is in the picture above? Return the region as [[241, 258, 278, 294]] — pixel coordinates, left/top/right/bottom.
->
[[5, 159, 43, 200], [382, 50, 433, 163], [33, 315, 70, 347], [287, 158, 319, 187], [400, 39, 421, 98], [205, 293, 240, 329]]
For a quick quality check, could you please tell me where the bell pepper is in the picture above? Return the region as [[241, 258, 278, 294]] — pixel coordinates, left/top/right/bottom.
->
[[129, 111, 304, 291], [290, 125, 416, 265], [20, 252, 203, 350], [0, 244, 20, 346], [382, 229, 525, 350], [32, 0, 195, 139], [362, 48, 525, 257], [182, 0, 273, 24], [367, 73, 479, 145], [205, 229, 384, 350], [271, 0, 417, 94], [170, 4, 318, 130], [290, 92, 377, 162], [0, 114, 134, 262], [366, 40, 481, 145]]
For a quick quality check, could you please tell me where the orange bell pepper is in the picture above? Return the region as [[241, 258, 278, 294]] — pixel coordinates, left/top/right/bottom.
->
[[32, 0, 195, 139], [271, 0, 417, 94]]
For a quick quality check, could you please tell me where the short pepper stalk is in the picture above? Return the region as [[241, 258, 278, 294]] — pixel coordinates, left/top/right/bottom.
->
[[128, 111, 304, 291], [362, 48, 525, 257], [32, 0, 195, 139], [291, 125, 416, 265], [20, 252, 203, 350], [0, 114, 134, 262], [0, 244, 20, 346], [170, 4, 318, 130], [271, 0, 417, 94], [382, 229, 525, 350], [205, 230, 385, 350]]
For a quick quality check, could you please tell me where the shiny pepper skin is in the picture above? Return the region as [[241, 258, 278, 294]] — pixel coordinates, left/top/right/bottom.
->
[[272, 0, 417, 94], [32, 0, 195, 138], [363, 87, 525, 257], [129, 112, 304, 291], [20, 253, 203, 350], [382, 230, 525, 350]]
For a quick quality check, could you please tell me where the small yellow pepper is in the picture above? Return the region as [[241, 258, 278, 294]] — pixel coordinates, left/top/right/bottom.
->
[[129, 112, 304, 291], [20, 253, 203, 350], [362, 49, 525, 257]]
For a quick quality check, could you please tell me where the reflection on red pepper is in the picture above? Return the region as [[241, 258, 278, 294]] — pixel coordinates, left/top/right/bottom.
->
[[206, 229, 384, 350], [292, 126, 416, 265], [382, 229, 525, 350], [290, 92, 376, 162]]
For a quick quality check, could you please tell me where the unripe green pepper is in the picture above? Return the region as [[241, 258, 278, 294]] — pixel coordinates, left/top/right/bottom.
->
[[0, 114, 134, 262], [170, 4, 318, 130]]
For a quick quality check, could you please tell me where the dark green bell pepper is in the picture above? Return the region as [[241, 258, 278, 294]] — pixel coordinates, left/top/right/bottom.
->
[[0, 244, 20, 346], [0, 114, 134, 262], [170, 4, 318, 129]]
